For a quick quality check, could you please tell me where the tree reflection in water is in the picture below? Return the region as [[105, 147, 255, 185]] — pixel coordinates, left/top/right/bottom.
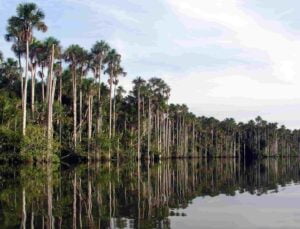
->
[[0, 158, 298, 228]]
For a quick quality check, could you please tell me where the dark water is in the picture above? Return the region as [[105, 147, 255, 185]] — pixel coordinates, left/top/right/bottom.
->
[[0, 158, 299, 228]]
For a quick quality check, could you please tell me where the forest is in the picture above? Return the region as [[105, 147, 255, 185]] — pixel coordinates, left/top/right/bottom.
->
[[1, 3, 300, 163]]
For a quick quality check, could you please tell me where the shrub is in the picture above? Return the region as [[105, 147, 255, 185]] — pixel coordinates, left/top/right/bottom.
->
[[21, 125, 60, 162], [0, 126, 21, 157]]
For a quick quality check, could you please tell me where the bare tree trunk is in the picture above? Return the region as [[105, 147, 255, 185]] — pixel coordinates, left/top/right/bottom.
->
[[72, 67, 77, 148], [22, 188, 26, 229], [79, 72, 83, 143], [73, 172, 77, 229], [18, 51, 23, 102], [41, 66, 45, 103], [47, 45, 55, 161], [97, 60, 102, 135], [138, 86, 141, 160], [47, 165, 53, 229], [87, 179, 93, 226], [30, 65, 36, 117], [31, 209, 34, 229], [113, 84, 117, 137], [147, 97, 151, 159], [22, 40, 29, 136], [109, 74, 113, 159], [88, 95, 93, 155], [59, 72, 62, 144], [137, 159, 141, 228]]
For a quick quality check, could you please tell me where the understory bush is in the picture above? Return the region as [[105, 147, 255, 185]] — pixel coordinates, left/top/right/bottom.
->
[[21, 125, 60, 162]]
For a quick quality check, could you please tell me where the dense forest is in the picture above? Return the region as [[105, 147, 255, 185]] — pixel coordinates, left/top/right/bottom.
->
[[1, 3, 300, 163]]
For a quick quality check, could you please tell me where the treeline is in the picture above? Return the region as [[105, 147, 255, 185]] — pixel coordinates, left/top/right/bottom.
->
[[1, 3, 300, 162]]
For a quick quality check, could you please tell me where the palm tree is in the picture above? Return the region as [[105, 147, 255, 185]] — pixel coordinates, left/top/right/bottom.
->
[[112, 66, 126, 137], [104, 49, 122, 140], [133, 77, 146, 160], [78, 49, 90, 143], [145, 82, 154, 159], [43, 37, 61, 158], [5, 16, 24, 93], [6, 3, 47, 136], [104, 49, 125, 160], [114, 85, 126, 135], [36, 42, 47, 103], [63, 44, 85, 149], [29, 38, 43, 116], [84, 79, 97, 154], [91, 41, 110, 135], [54, 61, 63, 144]]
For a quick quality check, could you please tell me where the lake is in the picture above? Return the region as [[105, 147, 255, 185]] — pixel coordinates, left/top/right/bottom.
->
[[0, 158, 299, 228]]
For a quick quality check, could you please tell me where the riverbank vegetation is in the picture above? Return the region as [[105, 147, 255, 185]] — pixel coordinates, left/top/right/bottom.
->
[[1, 3, 300, 163]]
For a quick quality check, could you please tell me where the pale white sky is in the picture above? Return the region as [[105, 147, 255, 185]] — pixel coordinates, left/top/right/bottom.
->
[[1, 0, 300, 128]]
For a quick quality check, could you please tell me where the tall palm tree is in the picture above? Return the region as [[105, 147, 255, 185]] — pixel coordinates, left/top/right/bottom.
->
[[104, 49, 125, 160], [63, 44, 85, 149], [78, 49, 90, 143], [133, 77, 146, 160], [43, 37, 61, 156], [29, 38, 43, 116], [91, 41, 110, 135], [6, 3, 47, 136], [145, 82, 154, 159], [112, 67, 126, 137], [104, 49, 122, 140], [84, 79, 97, 154], [114, 86, 126, 133], [5, 16, 25, 93]]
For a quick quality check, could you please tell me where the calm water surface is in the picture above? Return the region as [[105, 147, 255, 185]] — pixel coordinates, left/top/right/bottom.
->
[[0, 158, 299, 228]]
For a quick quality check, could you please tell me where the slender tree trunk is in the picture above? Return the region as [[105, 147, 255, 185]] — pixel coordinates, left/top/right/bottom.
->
[[22, 188, 26, 229], [79, 74, 82, 143], [138, 86, 141, 160], [22, 40, 29, 136], [47, 165, 53, 229], [88, 179, 93, 226], [18, 50, 23, 99], [47, 45, 55, 161], [97, 60, 102, 134], [41, 66, 45, 103], [108, 74, 113, 159], [147, 97, 151, 159], [88, 95, 93, 155], [72, 66, 77, 148], [73, 172, 77, 229], [109, 77, 113, 139], [113, 84, 117, 137], [30, 64, 36, 117], [59, 73, 62, 143]]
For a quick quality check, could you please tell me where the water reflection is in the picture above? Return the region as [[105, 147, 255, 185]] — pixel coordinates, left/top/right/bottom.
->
[[0, 158, 299, 228]]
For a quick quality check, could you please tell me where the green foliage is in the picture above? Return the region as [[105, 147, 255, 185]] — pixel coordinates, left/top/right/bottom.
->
[[21, 125, 60, 162], [96, 134, 111, 156], [0, 126, 21, 156], [0, 91, 20, 125]]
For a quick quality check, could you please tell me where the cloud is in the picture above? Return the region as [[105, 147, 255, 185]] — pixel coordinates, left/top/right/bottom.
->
[[166, 0, 300, 83], [156, 0, 300, 128], [2, 0, 300, 128]]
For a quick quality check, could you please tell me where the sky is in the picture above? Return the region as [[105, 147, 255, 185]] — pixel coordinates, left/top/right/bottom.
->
[[1, 0, 300, 128]]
